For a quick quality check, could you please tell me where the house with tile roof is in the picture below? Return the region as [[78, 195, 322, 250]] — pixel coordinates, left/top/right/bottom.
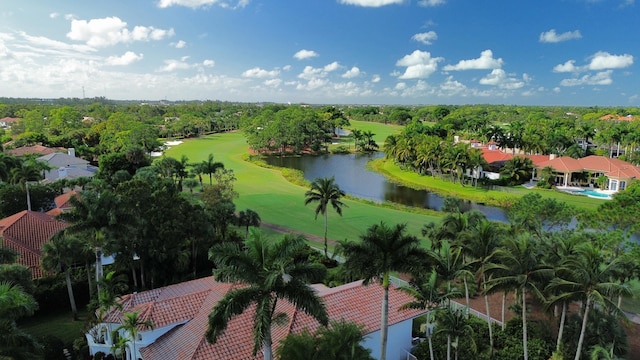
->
[[0, 210, 69, 278], [45, 190, 79, 216], [87, 276, 428, 360], [535, 155, 640, 191]]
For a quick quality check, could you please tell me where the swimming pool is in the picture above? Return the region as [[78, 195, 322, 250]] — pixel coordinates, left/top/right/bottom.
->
[[568, 188, 612, 199]]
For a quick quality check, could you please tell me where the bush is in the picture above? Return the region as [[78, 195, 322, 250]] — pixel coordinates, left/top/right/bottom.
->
[[40, 335, 67, 360], [330, 145, 350, 154]]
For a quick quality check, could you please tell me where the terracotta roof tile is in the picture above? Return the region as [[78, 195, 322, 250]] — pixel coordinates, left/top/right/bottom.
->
[[5, 145, 66, 157], [0, 211, 69, 278], [121, 276, 426, 360], [537, 155, 640, 179]]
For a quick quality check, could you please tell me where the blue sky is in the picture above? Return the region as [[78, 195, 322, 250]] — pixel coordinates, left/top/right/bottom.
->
[[0, 0, 637, 106]]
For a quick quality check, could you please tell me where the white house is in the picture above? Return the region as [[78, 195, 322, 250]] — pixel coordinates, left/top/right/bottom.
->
[[86, 276, 427, 360], [37, 148, 98, 183]]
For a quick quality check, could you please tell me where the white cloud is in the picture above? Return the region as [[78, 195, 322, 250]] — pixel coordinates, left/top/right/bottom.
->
[[67, 16, 174, 47], [298, 66, 323, 80], [560, 70, 613, 86], [371, 74, 381, 83], [479, 69, 526, 89], [324, 61, 340, 72], [293, 49, 318, 60], [554, 52, 633, 75], [396, 50, 443, 79], [338, 0, 404, 7], [553, 60, 577, 73], [342, 66, 361, 78], [539, 29, 582, 43], [203, 59, 215, 67], [157, 59, 192, 72], [412, 31, 438, 45], [553, 87, 561, 93], [105, 51, 143, 66], [264, 78, 282, 87], [395, 82, 407, 90], [157, 0, 249, 9], [50, 13, 60, 19], [439, 76, 467, 94], [283, 65, 292, 71], [174, 40, 186, 48], [588, 51, 633, 70], [418, 0, 446, 6], [242, 67, 280, 78], [443, 49, 503, 71]]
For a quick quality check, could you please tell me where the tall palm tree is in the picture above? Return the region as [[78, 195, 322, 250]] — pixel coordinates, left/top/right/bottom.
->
[[399, 271, 461, 360], [459, 219, 504, 353], [304, 177, 347, 258], [206, 229, 329, 360], [58, 189, 126, 299], [338, 222, 429, 360], [427, 241, 473, 310], [434, 307, 474, 360], [485, 235, 553, 360], [201, 153, 224, 185], [546, 243, 629, 360], [115, 311, 153, 360], [41, 233, 81, 320]]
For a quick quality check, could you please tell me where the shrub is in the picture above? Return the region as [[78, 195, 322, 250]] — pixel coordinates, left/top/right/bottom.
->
[[330, 145, 350, 154]]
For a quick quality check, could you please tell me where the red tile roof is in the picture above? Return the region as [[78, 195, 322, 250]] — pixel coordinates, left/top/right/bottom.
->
[[99, 276, 426, 360], [481, 148, 513, 164], [537, 155, 640, 179], [0, 211, 69, 278], [46, 191, 78, 216]]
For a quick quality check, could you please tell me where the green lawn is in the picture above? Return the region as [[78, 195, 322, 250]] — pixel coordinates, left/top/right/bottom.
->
[[20, 309, 88, 345], [164, 130, 439, 245]]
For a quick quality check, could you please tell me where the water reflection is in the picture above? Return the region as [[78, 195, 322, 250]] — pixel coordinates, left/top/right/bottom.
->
[[264, 152, 509, 222]]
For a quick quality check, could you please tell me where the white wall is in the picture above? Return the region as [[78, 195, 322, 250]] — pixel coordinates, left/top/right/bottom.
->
[[362, 318, 415, 360]]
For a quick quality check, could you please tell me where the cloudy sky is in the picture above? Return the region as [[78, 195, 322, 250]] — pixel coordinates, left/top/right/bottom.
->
[[0, 0, 637, 105]]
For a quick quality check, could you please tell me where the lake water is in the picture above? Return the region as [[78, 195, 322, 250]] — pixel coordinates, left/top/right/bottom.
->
[[264, 152, 509, 222]]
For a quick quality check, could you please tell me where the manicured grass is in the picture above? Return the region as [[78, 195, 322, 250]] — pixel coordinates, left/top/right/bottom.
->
[[372, 157, 604, 211], [20, 309, 88, 345], [164, 131, 440, 245]]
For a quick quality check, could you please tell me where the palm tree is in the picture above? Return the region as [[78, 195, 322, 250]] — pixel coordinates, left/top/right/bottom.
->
[[399, 271, 461, 360], [236, 208, 261, 239], [338, 222, 429, 360], [41, 233, 81, 320], [500, 156, 534, 185], [546, 243, 629, 360], [459, 219, 504, 353], [485, 235, 553, 360], [427, 241, 473, 310], [276, 319, 374, 360], [434, 307, 474, 360], [0, 282, 41, 360], [206, 229, 329, 360], [304, 177, 347, 258], [114, 311, 153, 360], [58, 189, 126, 299], [201, 153, 224, 185]]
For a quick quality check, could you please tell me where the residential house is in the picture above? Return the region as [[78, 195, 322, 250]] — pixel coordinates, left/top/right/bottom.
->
[[37, 148, 98, 183], [0, 210, 69, 278], [0, 117, 20, 128], [535, 155, 640, 191], [87, 276, 427, 360]]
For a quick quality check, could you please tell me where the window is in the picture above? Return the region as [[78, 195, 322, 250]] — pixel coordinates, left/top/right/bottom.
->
[[610, 180, 618, 191], [620, 181, 626, 190]]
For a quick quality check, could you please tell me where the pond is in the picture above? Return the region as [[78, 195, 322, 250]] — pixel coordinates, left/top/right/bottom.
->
[[264, 152, 509, 222]]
